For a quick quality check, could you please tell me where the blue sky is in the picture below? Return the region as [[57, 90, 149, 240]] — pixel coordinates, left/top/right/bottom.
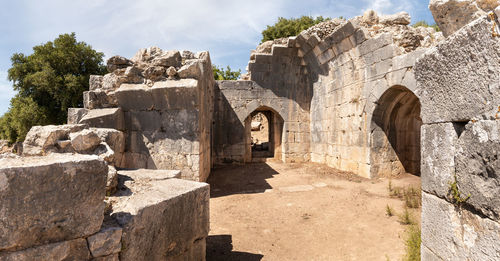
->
[[0, 0, 434, 115]]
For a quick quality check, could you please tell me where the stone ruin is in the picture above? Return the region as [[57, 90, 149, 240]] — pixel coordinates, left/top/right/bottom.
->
[[0, 0, 499, 259]]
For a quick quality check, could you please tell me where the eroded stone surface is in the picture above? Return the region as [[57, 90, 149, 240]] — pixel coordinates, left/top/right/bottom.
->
[[0, 154, 107, 251], [0, 238, 91, 261], [23, 124, 87, 156], [87, 226, 122, 258], [109, 177, 209, 261]]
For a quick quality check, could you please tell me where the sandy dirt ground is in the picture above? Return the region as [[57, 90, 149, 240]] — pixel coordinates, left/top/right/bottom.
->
[[206, 161, 421, 261]]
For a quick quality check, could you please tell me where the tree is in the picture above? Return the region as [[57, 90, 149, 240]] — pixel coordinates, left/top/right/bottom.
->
[[0, 33, 106, 143], [412, 20, 440, 32], [213, 65, 241, 80], [261, 16, 329, 42]]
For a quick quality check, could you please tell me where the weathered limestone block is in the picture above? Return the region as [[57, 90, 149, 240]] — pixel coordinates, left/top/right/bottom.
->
[[421, 123, 458, 198], [92, 128, 125, 155], [84, 90, 116, 109], [0, 154, 107, 251], [143, 66, 166, 81], [79, 108, 125, 131], [90, 75, 104, 91], [107, 55, 133, 72], [107, 165, 118, 195], [67, 108, 88, 124], [70, 129, 102, 152], [151, 50, 182, 68], [110, 177, 209, 261], [0, 238, 91, 261], [23, 124, 87, 156], [422, 192, 500, 260], [415, 17, 500, 123], [429, 0, 498, 37], [124, 110, 162, 131], [455, 120, 500, 220], [151, 79, 199, 110], [379, 11, 411, 25], [114, 84, 153, 111], [87, 226, 122, 258], [177, 59, 202, 79], [116, 169, 181, 180], [93, 253, 119, 261]]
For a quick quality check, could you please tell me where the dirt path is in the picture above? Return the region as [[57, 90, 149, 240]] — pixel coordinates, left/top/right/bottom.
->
[[206, 161, 421, 261]]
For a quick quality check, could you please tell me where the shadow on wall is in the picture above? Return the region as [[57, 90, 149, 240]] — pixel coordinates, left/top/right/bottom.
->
[[207, 163, 279, 198], [206, 235, 264, 261], [371, 85, 422, 177]]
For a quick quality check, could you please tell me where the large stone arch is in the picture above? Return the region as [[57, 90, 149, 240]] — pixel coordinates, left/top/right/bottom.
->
[[370, 85, 422, 178]]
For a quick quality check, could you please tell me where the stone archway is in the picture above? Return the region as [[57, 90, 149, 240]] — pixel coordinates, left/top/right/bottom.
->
[[370, 85, 422, 177], [243, 106, 284, 163]]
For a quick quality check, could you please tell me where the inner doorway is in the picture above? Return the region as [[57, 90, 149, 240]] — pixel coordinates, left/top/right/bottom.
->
[[244, 107, 283, 162]]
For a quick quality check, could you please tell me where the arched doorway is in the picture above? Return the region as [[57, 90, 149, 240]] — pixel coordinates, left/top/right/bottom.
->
[[244, 107, 284, 162], [371, 86, 422, 177]]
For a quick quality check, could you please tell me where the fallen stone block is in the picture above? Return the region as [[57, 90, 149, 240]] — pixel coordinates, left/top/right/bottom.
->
[[70, 129, 102, 152], [0, 154, 107, 251], [79, 108, 125, 131], [0, 238, 91, 261], [110, 177, 209, 260], [87, 225, 122, 258], [23, 124, 87, 156]]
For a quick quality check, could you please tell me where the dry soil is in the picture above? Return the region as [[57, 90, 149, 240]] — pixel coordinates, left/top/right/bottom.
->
[[206, 160, 421, 261]]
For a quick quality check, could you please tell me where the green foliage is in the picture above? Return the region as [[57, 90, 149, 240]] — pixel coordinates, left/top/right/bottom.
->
[[386, 204, 394, 217], [213, 65, 241, 80], [403, 225, 421, 261], [1, 33, 106, 142], [448, 174, 471, 205], [261, 16, 329, 42], [398, 208, 416, 225], [0, 95, 50, 143], [413, 20, 440, 32]]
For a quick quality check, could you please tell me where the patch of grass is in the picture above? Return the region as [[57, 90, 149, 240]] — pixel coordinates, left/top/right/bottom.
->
[[448, 174, 470, 205], [386, 204, 394, 217], [403, 186, 421, 209], [403, 225, 421, 261], [398, 208, 415, 225]]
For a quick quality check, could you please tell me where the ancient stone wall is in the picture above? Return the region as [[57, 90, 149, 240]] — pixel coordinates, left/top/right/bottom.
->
[[69, 48, 214, 181], [415, 15, 500, 259]]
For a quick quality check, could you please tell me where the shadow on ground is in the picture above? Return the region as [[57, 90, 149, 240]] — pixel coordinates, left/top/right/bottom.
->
[[206, 235, 264, 261], [207, 163, 279, 198]]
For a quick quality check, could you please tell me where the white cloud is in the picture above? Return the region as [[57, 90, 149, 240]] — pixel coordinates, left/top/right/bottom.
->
[[364, 0, 414, 15]]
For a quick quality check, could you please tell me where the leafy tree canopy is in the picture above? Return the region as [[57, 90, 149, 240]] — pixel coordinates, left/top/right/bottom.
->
[[412, 20, 440, 32], [0, 33, 106, 143], [213, 65, 241, 80], [261, 16, 329, 42]]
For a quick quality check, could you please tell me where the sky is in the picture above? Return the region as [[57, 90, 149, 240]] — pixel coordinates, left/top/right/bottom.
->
[[0, 0, 435, 115]]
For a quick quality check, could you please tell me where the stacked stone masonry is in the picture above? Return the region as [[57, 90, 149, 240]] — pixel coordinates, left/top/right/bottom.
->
[[1, 1, 500, 260]]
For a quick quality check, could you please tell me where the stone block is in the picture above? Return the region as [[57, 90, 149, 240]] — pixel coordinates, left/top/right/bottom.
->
[[110, 177, 209, 260], [67, 108, 88, 124], [151, 79, 199, 110], [177, 59, 202, 79], [254, 54, 272, 64], [90, 75, 104, 91], [23, 124, 88, 156], [306, 34, 320, 49], [421, 123, 458, 198], [0, 154, 107, 251], [87, 226, 122, 258], [124, 110, 162, 131], [84, 91, 115, 110], [318, 49, 335, 65], [93, 253, 119, 261], [0, 238, 91, 261], [455, 120, 500, 220], [117, 169, 181, 180], [92, 128, 125, 154], [248, 62, 271, 72], [79, 108, 125, 131], [160, 109, 200, 138], [422, 192, 500, 260], [415, 17, 500, 123], [114, 84, 154, 111], [392, 48, 426, 71], [272, 45, 293, 56]]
